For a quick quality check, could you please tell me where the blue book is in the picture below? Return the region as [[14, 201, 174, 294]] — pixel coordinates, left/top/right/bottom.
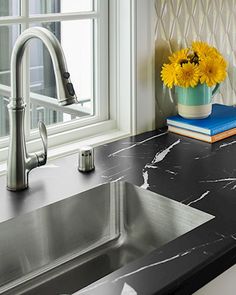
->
[[167, 104, 236, 135]]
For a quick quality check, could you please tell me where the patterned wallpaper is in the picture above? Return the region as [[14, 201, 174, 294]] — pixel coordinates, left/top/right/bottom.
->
[[155, 0, 236, 126]]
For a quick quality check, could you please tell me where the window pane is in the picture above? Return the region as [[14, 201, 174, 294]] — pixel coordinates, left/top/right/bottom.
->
[[29, 0, 93, 14], [29, 20, 93, 130], [0, 25, 20, 86], [0, 25, 19, 139], [30, 102, 79, 131], [0, 95, 9, 137], [0, 0, 19, 17]]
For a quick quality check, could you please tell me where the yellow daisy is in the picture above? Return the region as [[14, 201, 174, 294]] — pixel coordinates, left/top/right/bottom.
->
[[160, 41, 227, 89], [168, 48, 189, 65], [191, 41, 217, 61], [207, 48, 226, 63], [176, 62, 200, 88], [217, 55, 228, 69], [161, 63, 179, 88], [199, 57, 227, 87]]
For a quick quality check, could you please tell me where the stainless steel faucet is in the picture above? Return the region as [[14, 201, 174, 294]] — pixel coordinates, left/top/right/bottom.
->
[[7, 27, 77, 191]]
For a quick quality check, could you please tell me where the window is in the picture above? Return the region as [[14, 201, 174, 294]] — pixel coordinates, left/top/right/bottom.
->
[[0, 0, 108, 152]]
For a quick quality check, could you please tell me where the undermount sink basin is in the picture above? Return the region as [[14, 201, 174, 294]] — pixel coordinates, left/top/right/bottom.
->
[[0, 181, 214, 295]]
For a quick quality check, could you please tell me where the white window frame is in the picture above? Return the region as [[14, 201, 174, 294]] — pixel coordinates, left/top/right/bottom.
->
[[0, 0, 110, 158], [0, 0, 156, 171], [109, 0, 156, 134]]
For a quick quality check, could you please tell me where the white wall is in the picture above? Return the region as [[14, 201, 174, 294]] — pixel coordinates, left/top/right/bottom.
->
[[154, 0, 236, 127]]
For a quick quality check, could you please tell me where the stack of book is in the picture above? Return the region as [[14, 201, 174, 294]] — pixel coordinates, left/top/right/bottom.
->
[[167, 104, 236, 143]]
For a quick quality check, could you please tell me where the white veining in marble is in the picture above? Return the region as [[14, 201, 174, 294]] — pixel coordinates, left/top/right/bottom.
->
[[121, 283, 137, 295], [194, 154, 213, 161], [165, 169, 178, 175], [215, 232, 227, 239], [147, 139, 180, 168], [222, 180, 236, 189], [180, 196, 194, 204], [174, 165, 182, 169], [194, 140, 236, 161], [140, 140, 180, 188], [113, 252, 189, 283], [220, 141, 236, 148], [108, 132, 167, 157], [186, 191, 210, 206], [77, 236, 225, 294], [113, 237, 224, 283], [200, 177, 236, 191], [141, 170, 150, 189], [145, 164, 159, 169], [231, 234, 236, 240], [200, 178, 236, 183], [203, 251, 210, 256]]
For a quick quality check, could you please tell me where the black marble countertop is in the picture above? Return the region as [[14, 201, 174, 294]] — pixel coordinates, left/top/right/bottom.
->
[[1, 128, 236, 294]]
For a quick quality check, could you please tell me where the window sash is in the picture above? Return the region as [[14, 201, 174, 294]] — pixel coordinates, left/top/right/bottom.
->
[[0, 0, 150, 168], [0, 0, 108, 150]]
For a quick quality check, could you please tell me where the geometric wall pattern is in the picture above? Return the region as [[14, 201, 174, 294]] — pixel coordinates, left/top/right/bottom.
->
[[155, 0, 236, 126]]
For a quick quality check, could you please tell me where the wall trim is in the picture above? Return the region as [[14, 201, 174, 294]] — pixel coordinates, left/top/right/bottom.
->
[[132, 0, 156, 134]]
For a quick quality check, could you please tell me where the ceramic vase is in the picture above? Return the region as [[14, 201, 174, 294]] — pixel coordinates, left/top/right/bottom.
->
[[176, 83, 219, 119]]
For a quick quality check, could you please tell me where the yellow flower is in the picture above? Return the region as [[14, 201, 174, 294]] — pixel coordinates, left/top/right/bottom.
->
[[176, 62, 200, 88], [217, 55, 228, 69], [161, 41, 227, 89], [192, 41, 211, 52], [199, 57, 227, 87], [161, 63, 179, 88], [169, 48, 189, 64], [192, 41, 213, 60]]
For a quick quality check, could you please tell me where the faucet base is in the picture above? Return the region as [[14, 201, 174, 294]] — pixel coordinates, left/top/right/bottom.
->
[[7, 184, 28, 192]]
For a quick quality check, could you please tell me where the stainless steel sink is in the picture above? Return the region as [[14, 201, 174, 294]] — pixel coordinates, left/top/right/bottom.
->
[[0, 181, 214, 295]]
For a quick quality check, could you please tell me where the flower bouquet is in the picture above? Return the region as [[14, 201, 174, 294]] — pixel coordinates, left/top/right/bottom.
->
[[161, 42, 227, 118]]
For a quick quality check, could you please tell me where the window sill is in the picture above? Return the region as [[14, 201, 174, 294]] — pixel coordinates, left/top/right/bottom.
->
[[0, 127, 130, 176]]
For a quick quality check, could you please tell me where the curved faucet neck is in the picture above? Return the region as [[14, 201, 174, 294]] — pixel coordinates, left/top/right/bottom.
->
[[10, 27, 76, 108]]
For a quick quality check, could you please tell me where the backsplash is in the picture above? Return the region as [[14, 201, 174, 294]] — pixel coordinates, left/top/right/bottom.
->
[[155, 0, 236, 127]]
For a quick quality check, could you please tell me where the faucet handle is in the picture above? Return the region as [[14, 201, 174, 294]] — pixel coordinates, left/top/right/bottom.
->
[[37, 121, 48, 166]]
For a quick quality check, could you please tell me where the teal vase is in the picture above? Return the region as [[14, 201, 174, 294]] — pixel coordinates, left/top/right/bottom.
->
[[176, 83, 220, 119]]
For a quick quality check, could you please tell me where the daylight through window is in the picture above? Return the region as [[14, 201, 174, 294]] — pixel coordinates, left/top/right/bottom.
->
[[0, 0, 108, 143]]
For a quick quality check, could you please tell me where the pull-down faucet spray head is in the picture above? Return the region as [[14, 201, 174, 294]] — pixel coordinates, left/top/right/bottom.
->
[[10, 26, 78, 107]]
